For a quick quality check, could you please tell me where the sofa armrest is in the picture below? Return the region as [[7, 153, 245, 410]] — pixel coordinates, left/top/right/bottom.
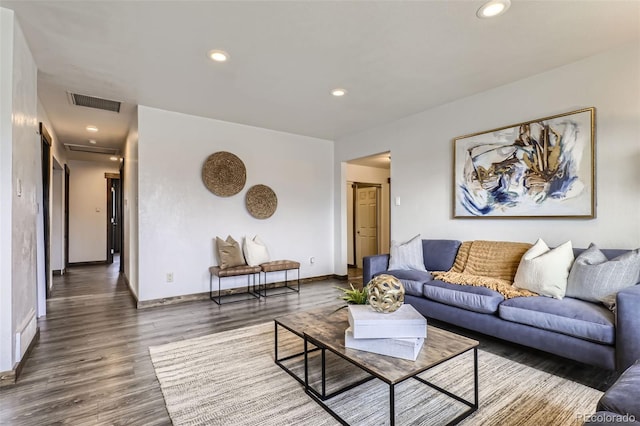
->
[[597, 359, 640, 420], [363, 254, 390, 287], [616, 284, 640, 372]]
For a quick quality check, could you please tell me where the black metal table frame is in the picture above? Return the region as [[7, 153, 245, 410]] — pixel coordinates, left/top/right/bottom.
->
[[274, 320, 374, 394], [209, 272, 260, 305], [259, 267, 300, 298], [303, 333, 478, 426]]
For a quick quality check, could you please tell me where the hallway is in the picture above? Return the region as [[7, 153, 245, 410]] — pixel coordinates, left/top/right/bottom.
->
[[0, 263, 346, 425]]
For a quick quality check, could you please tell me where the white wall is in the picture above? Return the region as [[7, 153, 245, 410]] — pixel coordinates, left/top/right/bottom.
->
[[123, 108, 139, 298], [335, 42, 640, 272], [136, 106, 334, 301], [346, 163, 391, 265], [0, 7, 15, 373], [68, 160, 120, 263], [0, 8, 40, 371]]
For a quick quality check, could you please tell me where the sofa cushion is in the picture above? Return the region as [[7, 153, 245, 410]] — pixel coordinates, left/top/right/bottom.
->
[[566, 244, 640, 309], [597, 360, 640, 420], [423, 280, 505, 314], [388, 234, 428, 271], [375, 269, 433, 297], [499, 296, 615, 344], [422, 239, 462, 272]]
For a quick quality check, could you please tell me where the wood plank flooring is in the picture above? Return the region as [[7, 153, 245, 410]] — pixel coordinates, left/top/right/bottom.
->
[[0, 262, 616, 425]]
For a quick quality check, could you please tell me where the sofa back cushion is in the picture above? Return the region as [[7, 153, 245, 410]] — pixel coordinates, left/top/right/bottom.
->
[[566, 244, 640, 308], [422, 239, 462, 272], [389, 235, 428, 271], [573, 247, 634, 262]]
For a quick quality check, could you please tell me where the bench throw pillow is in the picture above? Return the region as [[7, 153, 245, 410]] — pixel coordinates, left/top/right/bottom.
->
[[243, 235, 270, 266], [388, 234, 427, 272], [216, 235, 246, 269], [513, 239, 574, 299], [566, 243, 640, 309]]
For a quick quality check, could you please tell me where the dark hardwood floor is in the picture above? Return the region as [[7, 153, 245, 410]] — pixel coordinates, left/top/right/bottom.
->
[[0, 261, 616, 425]]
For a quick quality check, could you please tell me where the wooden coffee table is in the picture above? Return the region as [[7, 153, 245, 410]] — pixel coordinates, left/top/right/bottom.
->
[[274, 306, 479, 426]]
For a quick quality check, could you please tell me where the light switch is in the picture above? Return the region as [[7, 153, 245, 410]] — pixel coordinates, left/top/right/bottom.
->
[[395, 197, 401, 206]]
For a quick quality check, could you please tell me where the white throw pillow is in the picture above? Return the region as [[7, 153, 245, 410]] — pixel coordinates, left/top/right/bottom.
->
[[513, 239, 575, 299], [388, 234, 427, 272], [243, 235, 271, 266]]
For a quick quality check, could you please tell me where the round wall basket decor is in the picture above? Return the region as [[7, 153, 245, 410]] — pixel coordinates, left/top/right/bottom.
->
[[246, 184, 277, 219], [202, 151, 246, 197]]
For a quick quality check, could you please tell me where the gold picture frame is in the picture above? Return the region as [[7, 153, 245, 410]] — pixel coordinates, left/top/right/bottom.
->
[[453, 108, 596, 219]]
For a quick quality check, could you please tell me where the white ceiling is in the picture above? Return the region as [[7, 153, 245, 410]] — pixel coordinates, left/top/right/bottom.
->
[[2, 1, 639, 161]]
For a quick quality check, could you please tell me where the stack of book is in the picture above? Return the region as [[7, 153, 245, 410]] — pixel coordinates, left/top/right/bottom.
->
[[345, 304, 427, 361]]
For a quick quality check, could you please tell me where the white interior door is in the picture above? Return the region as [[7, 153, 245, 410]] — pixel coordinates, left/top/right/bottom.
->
[[355, 186, 378, 268]]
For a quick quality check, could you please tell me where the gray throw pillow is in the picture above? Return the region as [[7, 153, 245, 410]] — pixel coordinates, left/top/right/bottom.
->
[[566, 243, 640, 308], [388, 234, 427, 272]]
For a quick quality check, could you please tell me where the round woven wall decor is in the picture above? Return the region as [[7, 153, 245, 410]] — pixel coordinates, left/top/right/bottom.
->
[[246, 184, 277, 219], [202, 151, 246, 197]]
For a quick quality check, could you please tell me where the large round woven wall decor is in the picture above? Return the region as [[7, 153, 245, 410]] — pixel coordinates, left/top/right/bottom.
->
[[202, 151, 246, 197], [246, 184, 277, 219]]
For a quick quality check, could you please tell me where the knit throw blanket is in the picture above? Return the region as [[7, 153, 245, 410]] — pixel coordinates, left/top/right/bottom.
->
[[432, 240, 538, 299]]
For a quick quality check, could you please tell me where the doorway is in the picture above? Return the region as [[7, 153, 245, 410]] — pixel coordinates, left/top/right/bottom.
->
[[64, 165, 70, 270], [354, 184, 380, 268], [105, 174, 121, 264], [51, 159, 64, 276], [345, 152, 391, 271], [39, 123, 52, 298]]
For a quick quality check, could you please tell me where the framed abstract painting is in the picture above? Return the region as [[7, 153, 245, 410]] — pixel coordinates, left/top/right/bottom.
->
[[453, 108, 595, 218]]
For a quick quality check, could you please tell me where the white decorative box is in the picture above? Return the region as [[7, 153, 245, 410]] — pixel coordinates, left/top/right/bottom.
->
[[347, 304, 427, 339], [345, 327, 425, 361]]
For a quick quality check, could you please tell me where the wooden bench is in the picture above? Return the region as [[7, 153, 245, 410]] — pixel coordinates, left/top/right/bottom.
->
[[209, 265, 261, 305], [258, 260, 301, 297]]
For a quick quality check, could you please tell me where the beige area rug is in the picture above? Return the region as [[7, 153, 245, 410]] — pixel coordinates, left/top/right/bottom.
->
[[149, 323, 602, 426]]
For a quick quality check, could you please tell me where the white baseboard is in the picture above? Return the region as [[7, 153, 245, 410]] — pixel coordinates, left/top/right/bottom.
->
[[15, 311, 37, 361]]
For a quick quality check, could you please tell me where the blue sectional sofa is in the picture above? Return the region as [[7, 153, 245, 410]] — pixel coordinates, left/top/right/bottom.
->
[[363, 239, 640, 373]]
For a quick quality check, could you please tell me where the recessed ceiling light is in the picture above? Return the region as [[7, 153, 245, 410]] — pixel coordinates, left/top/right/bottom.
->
[[86, 125, 98, 132], [477, 0, 511, 18], [331, 88, 347, 97], [208, 49, 229, 62], [109, 156, 118, 161], [89, 139, 97, 144]]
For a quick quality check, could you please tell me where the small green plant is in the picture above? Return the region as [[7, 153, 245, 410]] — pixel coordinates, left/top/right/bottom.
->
[[336, 283, 369, 305]]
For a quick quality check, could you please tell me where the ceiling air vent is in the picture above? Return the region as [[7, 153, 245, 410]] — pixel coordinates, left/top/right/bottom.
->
[[64, 143, 120, 155], [68, 92, 121, 113]]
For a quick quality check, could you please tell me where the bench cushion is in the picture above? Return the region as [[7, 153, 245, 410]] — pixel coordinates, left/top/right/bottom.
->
[[210, 265, 261, 277], [499, 296, 615, 344], [260, 260, 300, 272]]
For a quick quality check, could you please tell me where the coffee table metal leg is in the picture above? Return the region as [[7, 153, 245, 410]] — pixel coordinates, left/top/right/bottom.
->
[[390, 384, 395, 426], [274, 321, 279, 362], [304, 337, 309, 392], [321, 347, 326, 398], [473, 347, 479, 409]]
